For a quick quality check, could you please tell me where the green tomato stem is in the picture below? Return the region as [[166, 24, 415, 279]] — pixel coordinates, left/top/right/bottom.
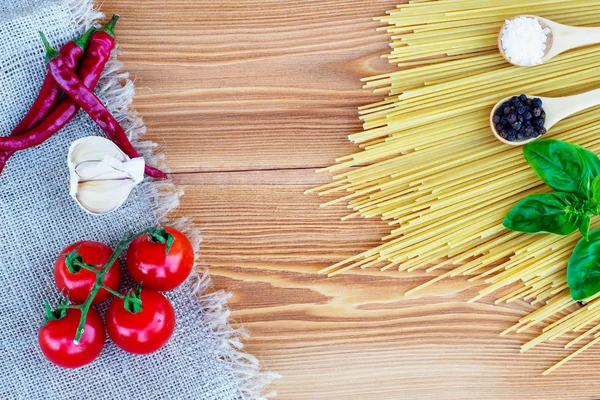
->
[[99, 283, 125, 299], [72, 260, 99, 273], [56, 304, 82, 310], [73, 227, 158, 343]]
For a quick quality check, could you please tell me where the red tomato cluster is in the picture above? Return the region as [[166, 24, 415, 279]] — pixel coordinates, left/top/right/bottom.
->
[[38, 226, 194, 368]]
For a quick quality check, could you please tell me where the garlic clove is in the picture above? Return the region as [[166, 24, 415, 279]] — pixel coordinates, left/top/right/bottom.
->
[[67, 136, 146, 215], [69, 136, 128, 165], [75, 161, 132, 181], [75, 179, 138, 215], [101, 156, 145, 185], [74, 157, 145, 183]]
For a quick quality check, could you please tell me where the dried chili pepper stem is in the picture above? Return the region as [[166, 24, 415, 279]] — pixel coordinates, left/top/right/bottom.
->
[[101, 14, 119, 37], [40, 30, 168, 180], [52, 227, 172, 343]]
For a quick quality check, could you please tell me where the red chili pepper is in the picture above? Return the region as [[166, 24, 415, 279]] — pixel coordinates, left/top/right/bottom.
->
[[0, 16, 168, 180], [0, 27, 95, 173], [0, 19, 167, 180], [42, 34, 167, 180], [0, 18, 117, 152]]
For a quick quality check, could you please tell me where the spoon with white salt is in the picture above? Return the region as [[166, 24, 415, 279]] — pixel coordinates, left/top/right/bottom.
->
[[499, 15, 600, 67], [490, 89, 600, 146]]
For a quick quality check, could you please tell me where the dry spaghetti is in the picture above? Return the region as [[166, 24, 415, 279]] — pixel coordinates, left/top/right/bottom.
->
[[310, 0, 600, 374]]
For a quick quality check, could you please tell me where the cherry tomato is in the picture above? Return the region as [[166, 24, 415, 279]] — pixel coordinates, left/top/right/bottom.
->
[[106, 289, 175, 354], [126, 226, 194, 291], [54, 241, 120, 304], [38, 308, 105, 368]]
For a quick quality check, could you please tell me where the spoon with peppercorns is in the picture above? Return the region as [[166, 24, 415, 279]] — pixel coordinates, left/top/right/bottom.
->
[[490, 90, 600, 145]]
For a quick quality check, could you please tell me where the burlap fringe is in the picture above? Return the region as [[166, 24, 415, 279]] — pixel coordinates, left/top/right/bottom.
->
[[71, 1, 280, 398]]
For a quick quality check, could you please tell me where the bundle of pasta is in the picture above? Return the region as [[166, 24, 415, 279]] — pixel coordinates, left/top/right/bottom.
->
[[310, 0, 600, 373]]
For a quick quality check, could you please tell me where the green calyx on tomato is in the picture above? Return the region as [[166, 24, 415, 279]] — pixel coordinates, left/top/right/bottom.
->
[[123, 284, 143, 314], [147, 226, 175, 255], [503, 139, 600, 301], [60, 245, 100, 274], [43, 295, 69, 325]]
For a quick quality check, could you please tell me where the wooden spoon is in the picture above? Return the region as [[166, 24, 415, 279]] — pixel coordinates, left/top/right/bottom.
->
[[490, 89, 600, 146], [498, 15, 600, 67]]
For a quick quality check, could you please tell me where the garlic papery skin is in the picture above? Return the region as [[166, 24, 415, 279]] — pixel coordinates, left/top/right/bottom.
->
[[68, 137, 145, 215]]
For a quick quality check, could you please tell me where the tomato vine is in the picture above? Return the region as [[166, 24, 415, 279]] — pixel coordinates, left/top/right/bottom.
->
[[45, 226, 174, 343]]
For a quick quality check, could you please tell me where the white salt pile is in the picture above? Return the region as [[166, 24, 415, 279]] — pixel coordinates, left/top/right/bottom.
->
[[501, 16, 551, 66]]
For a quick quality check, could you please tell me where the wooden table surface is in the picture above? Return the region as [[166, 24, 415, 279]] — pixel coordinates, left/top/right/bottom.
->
[[103, 1, 600, 399]]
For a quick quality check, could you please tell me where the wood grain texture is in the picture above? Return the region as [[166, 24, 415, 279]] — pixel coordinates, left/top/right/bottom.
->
[[101, 1, 600, 398]]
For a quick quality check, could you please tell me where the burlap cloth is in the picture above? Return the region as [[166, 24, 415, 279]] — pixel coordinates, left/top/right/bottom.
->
[[0, 1, 277, 398]]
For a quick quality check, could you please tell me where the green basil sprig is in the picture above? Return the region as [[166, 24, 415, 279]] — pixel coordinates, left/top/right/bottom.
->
[[568, 228, 600, 301], [504, 193, 587, 236], [504, 140, 600, 239], [503, 139, 600, 301], [523, 140, 594, 194]]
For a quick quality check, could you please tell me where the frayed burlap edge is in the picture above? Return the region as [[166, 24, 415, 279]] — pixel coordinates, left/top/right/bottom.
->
[[70, 1, 280, 398]]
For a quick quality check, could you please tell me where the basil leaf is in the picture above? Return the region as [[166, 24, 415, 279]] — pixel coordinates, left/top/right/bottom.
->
[[575, 145, 600, 179], [523, 140, 588, 194], [578, 171, 593, 200], [568, 228, 600, 300], [593, 175, 600, 204], [580, 214, 591, 242], [503, 193, 581, 235]]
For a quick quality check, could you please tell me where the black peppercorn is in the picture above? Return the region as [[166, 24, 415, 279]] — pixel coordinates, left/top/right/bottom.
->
[[524, 126, 535, 137], [494, 94, 546, 142]]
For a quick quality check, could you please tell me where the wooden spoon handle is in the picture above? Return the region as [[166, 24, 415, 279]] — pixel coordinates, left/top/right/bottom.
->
[[556, 26, 600, 50], [546, 89, 600, 128]]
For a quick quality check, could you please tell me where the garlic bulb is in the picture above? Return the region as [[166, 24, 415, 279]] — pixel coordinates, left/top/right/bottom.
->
[[68, 137, 145, 215]]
